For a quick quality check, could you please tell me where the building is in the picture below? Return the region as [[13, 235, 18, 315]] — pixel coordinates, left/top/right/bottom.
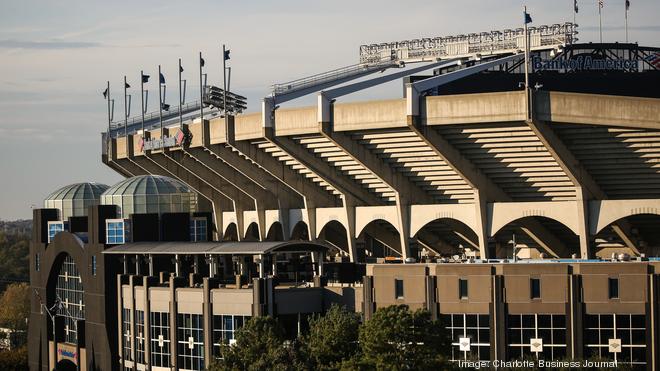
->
[[29, 22, 660, 370]]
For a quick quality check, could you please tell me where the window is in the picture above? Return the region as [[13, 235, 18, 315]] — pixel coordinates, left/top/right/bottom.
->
[[459, 279, 469, 299], [395, 279, 404, 299], [122, 308, 132, 361], [91, 255, 97, 276], [135, 310, 145, 364], [443, 314, 490, 361], [530, 278, 541, 299], [55, 254, 84, 344], [584, 314, 646, 367], [507, 314, 567, 360], [48, 221, 67, 243], [35, 253, 40, 272], [150, 311, 171, 368], [107, 219, 130, 244], [608, 278, 619, 299], [177, 313, 204, 370], [190, 217, 208, 242], [212, 315, 250, 356]]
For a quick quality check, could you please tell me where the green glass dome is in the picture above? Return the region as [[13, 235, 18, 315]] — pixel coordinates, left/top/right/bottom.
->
[[44, 182, 110, 219], [101, 175, 197, 218]]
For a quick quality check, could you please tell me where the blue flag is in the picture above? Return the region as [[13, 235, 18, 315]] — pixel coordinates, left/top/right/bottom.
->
[[159, 73, 165, 84], [224, 49, 230, 61], [524, 11, 532, 24]]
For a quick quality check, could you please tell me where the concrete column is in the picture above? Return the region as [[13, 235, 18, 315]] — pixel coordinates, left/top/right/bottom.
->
[[168, 275, 178, 370], [569, 272, 584, 359], [425, 275, 437, 320], [491, 274, 506, 361], [576, 187, 592, 259], [259, 255, 265, 279], [203, 278, 213, 369], [174, 254, 181, 277], [474, 190, 491, 259], [148, 255, 154, 277], [396, 197, 412, 260], [143, 276, 152, 371], [344, 199, 359, 262], [363, 276, 374, 320]]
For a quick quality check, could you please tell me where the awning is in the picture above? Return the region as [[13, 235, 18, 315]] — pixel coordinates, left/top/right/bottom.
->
[[102, 241, 329, 255]]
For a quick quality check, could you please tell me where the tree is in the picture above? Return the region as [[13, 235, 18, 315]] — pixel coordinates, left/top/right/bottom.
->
[[211, 316, 292, 371], [358, 305, 451, 371], [0, 283, 29, 348], [298, 304, 360, 370], [0, 346, 27, 371]]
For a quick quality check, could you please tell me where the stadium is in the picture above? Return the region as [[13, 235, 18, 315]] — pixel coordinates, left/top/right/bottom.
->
[[29, 20, 660, 370]]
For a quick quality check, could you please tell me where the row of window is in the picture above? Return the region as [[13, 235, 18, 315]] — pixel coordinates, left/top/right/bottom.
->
[[122, 311, 249, 370], [105, 218, 207, 245], [444, 313, 645, 367], [393, 278, 620, 301]]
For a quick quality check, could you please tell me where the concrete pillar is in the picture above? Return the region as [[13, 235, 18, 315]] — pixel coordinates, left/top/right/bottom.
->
[[474, 190, 491, 259], [396, 197, 412, 260], [344, 199, 359, 262], [491, 274, 506, 361], [569, 273, 584, 359], [576, 187, 592, 259], [168, 275, 178, 370], [142, 276, 152, 371], [203, 278, 213, 369], [259, 255, 265, 279]]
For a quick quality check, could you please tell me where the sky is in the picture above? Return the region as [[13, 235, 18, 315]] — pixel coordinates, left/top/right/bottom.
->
[[0, 0, 658, 220]]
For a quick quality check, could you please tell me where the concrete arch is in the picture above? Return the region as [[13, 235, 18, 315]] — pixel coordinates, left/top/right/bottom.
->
[[223, 223, 239, 241], [315, 207, 350, 239], [355, 206, 400, 239], [591, 199, 660, 235], [490, 201, 580, 237], [317, 220, 350, 255], [358, 218, 403, 257], [289, 220, 310, 241], [409, 204, 478, 238], [413, 217, 480, 253], [266, 222, 285, 241], [244, 222, 260, 241]]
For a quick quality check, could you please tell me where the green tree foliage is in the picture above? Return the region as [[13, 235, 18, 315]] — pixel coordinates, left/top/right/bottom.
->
[[358, 305, 451, 371], [0, 230, 30, 292], [0, 346, 27, 371], [297, 304, 360, 370], [211, 316, 292, 371], [0, 283, 30, 348]]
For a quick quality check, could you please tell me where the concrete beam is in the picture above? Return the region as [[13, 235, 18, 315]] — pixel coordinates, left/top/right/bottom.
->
[[270, 131, 384, 206]]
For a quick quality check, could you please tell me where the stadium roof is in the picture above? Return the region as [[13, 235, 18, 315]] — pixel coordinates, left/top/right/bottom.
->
[[102, 241, 329, 255]]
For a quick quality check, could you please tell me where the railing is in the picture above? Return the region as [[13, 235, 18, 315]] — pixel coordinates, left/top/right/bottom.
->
[[359, 22, 578, 64], [109, 100, 203, 132], [271, 59, 396, 96]]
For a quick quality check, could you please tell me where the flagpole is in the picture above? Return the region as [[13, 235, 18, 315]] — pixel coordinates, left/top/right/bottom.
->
[[124, 76, 128, 138], [179, 58, 183, 129], [141, 70, 145, 136], [524, 6, 530, 120], [223, 44, 228, 121], [158, 65, 163, 141], [599, 3, 603, 43], [625, 3, 629, 43], [199, 52, 205, 145], [106, 81, 111, 144]]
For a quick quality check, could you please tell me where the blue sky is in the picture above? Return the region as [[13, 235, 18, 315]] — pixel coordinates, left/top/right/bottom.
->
[[0, 0, 658, 219]]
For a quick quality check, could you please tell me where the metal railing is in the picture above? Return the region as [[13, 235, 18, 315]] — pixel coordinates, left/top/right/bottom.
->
[[109, 100, 203, 132], [271, 59, 396, 96]]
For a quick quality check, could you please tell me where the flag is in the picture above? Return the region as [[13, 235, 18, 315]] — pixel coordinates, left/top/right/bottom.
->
[[626, 0, 630, 11], [644, 52, 660, 68], [599, 0, 603, 8], [125, 82, 130, 89], [102, 87, 108, 98], [524, 11, 532, 24], [223, 49, 230, 61], [141, 74, 150, 83], [159, 73, 165, 84], [200, 57, 205, 67], [179, 65, 184, 73], [161, 103, 170, 111], [574, 0, 578, 13]]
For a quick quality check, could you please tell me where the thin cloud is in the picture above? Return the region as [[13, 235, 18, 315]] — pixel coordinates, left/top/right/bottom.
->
[[0, 39, 102, 49]]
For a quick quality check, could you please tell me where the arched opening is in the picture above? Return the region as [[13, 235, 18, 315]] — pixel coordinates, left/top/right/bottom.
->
[[317, 220, 349, 260], [266, 222, 285, 242], [48, 253, 85, 345], [223, 223, 239, 241], [358, 219, 402, 261], [413, 218, 479, 260], [289, 221, 309, 241], [492, 216, 579, 259], [244, 222, 260, 242], [594, 214, 660, 258]]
